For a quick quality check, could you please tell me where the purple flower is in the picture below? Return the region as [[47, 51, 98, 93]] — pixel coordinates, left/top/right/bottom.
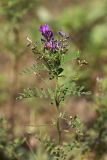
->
[[39, 24, 49, 34], [58, 31, 69, 39], [44, 40, 57, 51], [45, 30, 53, 40], [58, 31, 65, 37], [39, 24, 53, 41]]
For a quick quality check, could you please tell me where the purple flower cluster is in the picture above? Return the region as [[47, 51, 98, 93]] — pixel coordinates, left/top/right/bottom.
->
[[39, 24, 69, 52], [39, 24, 57, 51]]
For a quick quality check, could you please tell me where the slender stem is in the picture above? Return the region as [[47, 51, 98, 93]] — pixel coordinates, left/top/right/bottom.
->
[[25, 138, 36, 160], [57, 112, 61, 145], [55, 76, 61, 145], [55, 76, 59, 109]]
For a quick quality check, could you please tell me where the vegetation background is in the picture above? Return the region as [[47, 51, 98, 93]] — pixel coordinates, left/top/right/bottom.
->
[[0, 0, 107, 159]]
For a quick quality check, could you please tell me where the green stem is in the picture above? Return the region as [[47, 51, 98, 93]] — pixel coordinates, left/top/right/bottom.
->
[[57, 112, 61, 145], [55, 76, 61, 145], [55, 76, 59, 109]]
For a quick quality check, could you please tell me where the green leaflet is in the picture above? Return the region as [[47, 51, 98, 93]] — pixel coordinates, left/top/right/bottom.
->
[[16, 87, 54, 100], [20, 63, 47, 75]]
